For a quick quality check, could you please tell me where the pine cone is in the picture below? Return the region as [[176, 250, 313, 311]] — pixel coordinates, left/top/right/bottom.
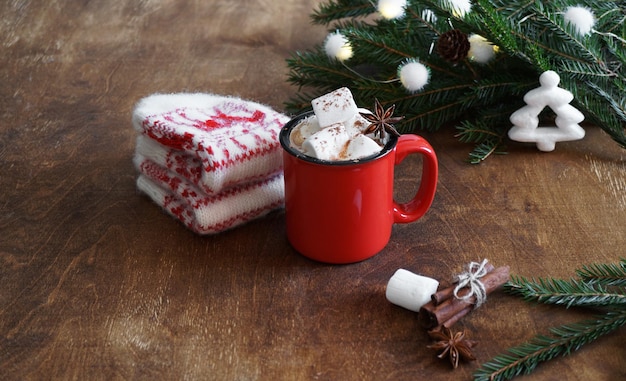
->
[[436, 29, 470, 63]]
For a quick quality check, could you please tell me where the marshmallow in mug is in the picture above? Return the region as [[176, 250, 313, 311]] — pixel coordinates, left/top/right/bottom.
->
[[302, 123, 350, 161], [311, 86, 360, 128], [289, 87, 387, 161]]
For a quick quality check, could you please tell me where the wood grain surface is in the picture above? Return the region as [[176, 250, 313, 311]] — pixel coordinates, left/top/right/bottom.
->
[[1, 1, 624, 380]]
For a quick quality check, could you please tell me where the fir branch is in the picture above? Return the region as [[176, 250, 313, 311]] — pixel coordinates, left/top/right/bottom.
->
[[570, 85, 626, 149], [286, 49, 361, 91], [469, 0, 524, 53], [466, 137, 507, 164], [586, 81, 626, 124], [529, 2, 605, 64], [455, 115, 512, 160], [400, 96, 470, 131], [505, 275, 626, 308], [456, 120, 504, 144], [284, 91, 317, 114], [286, 0, 626, 161], [576, 259, 626, 287], [346, 27, 414, 64], [480, 259, 626, 379], [474, 310, 626, 381], [311, 0, 373, 25], [467, 79, 531, 103]]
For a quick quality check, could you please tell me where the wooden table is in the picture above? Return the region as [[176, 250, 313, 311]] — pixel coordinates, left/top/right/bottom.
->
[[1, 1, 624, 380]]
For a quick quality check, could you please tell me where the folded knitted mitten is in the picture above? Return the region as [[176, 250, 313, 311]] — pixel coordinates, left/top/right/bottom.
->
[[132, 93, 289, 194], [134, 154, 284, 234], [132, 92, 290, 233]]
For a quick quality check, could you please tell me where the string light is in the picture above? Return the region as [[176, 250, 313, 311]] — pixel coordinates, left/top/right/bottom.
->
[[443, 0, 472, 18], [377, 0, 407, 20], [468, 34, 497, 64], [421, 9, 437, 23]]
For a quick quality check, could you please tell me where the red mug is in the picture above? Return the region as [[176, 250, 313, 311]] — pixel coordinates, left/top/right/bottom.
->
[[279, 112, 438, 264]]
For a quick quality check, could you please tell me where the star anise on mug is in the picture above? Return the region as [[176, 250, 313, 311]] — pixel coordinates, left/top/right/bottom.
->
[[427, 326, 478, 369], [359, 98, 404, 139]]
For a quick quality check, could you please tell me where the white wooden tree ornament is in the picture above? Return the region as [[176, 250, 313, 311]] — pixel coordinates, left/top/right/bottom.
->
[[508, 70, 585, 152]]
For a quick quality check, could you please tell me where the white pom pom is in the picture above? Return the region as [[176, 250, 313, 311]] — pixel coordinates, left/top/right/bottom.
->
[[377, 0, 407, 20], [468, 34, 496, 64], [564, 6, 595, 35], [443, 0, 472, 18], [399, 61, 430, 92], [324, 32, 353, 62]]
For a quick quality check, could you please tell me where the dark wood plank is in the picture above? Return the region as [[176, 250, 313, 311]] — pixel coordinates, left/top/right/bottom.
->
[[1, 1, 624, 380]]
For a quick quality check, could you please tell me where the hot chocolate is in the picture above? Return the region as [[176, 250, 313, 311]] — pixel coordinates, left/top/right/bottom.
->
[[288, 87, 388, 161]]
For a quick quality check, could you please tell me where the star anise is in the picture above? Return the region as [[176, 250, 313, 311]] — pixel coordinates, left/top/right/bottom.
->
[[359, 98, 404, 139], [427, 326, 478, 369]]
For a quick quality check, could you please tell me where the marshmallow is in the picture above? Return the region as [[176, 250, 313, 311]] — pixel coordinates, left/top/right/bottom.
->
[[386, 269, 439, 312], [290, 115, 321, 149], [345, 110, 372, 137], [344, 134, 383, 160], [311, 87, 359, 128], [290, 88, 388, 162], [301, 123, 351, 161]]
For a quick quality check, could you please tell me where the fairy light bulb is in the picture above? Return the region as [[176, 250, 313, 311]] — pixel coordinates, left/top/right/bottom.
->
[[444, 0, 472, 18], [421, 9, 437, 23], [377, 0, 407, 20], [468, 34, 497, 64], [324, 32, 353, 62]]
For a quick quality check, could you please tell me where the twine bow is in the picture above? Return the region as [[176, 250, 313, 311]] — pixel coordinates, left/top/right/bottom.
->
[[453, 259, 489, 308]]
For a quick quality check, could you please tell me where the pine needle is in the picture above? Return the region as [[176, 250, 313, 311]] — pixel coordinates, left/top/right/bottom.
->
[[505, 275, 626, 308], [474, 310, 626, 381], [576, 258, 626, 287], [475, 259, 626, 380]]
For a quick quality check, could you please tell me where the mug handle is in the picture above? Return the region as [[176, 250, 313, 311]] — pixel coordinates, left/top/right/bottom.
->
[[392, 134, 438, 223]]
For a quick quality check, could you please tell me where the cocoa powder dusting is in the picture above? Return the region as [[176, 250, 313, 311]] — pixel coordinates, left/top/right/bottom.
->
[[338, 140, 350, 160]]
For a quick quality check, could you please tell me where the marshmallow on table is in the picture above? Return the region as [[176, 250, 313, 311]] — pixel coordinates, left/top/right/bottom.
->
[[386, 269, 440, 312], [311, 87, 359, 128]]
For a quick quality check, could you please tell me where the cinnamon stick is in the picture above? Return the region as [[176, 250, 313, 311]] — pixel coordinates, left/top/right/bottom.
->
[[431, 263, 495, 305], [426, 307, 473, 334], [418, 265, 510, 329], [441, 305, 472, 329]]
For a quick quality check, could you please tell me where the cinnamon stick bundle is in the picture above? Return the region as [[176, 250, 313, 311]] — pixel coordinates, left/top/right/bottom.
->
[[418, 265, 510, 329], [430, 263, 495, 306]]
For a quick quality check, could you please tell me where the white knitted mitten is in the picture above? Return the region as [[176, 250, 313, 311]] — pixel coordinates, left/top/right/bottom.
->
[[133, 93, 289, 193], [132, 93, 289, 234]]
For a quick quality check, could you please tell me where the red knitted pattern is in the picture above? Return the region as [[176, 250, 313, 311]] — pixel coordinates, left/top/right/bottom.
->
[[139, 100, 285, 171], [134, 95, 288, 234], [161, 147, 282, 193], [138, 159, 283, 233], [199, 199, 284, 232]]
